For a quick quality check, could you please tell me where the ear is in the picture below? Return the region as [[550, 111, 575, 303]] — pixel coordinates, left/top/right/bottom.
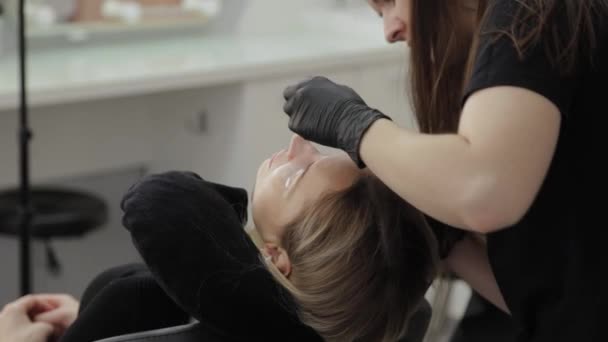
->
[[262, 244, 292, 277]]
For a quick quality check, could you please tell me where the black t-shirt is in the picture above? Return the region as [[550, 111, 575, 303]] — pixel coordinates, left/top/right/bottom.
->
[[461, 1, 608, 341]]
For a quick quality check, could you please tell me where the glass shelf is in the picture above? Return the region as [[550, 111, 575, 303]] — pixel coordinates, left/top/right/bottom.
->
[[0, 0, 223, 46], [26, 15, 210, 42]]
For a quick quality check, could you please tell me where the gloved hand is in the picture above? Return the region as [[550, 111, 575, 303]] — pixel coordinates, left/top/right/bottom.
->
[[283, 76, 392, 168]]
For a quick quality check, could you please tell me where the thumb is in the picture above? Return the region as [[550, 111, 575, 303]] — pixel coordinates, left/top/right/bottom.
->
[[27, 321, 55, 341], [35, 309, 71, 326]]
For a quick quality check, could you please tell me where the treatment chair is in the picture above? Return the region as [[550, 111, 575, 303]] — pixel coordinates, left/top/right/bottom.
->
[[95, 322, 207, 342], [96, 298, 433, 342]]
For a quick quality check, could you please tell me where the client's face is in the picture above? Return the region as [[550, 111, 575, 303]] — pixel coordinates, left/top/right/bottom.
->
[[252, 135, 362, 244]]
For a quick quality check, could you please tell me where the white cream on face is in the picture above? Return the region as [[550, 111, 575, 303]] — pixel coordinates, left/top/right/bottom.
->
[[285, 168, 305, 191], [281, 156, 328, 197], [264, 136, 326, 198], [270, 160, 314, 198], [252, 144, 362, 243]]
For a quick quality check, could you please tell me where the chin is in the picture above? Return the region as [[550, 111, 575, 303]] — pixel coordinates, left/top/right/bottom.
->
[[255, 159, 269, 181]]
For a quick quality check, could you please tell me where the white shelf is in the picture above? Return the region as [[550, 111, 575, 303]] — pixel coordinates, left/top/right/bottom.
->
[[26, 16, 210, 40]]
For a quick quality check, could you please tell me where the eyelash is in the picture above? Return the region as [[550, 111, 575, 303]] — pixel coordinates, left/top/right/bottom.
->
[[372, 0, 395, 18]]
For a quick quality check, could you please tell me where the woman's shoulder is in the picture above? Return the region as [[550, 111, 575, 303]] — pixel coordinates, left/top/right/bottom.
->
[[466, 0, 607, 116]]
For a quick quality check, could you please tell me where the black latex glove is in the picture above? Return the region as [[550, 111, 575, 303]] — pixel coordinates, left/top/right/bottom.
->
[[283, 76, 392, 168]]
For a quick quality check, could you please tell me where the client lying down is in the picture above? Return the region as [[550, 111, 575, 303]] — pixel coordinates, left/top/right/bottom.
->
[[1, 135, 463, 342], [249, 134, 442, 341], [120, 134, 464, 342]]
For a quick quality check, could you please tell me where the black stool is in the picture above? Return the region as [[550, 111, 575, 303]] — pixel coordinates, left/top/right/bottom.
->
[[0, 186, 108, 275]]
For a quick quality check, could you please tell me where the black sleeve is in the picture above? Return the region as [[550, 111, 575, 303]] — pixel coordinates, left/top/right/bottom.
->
[[61, 265, 190, 342], [119, 171, 434, 342], [120, 171, 323, 342], [463, 0, 576, 117]]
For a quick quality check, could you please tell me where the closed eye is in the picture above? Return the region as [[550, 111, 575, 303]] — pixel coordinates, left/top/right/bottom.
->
[[369, 0, 382, 17], [371, 0, 395, 18]]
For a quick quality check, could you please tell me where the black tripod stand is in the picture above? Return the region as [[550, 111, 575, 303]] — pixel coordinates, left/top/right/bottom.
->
[[16, 0, 33, 296], [7, 0, 108, 296]]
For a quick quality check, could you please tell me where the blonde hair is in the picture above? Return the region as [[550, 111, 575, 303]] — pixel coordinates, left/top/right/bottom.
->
[[251, 175, 439, 342]]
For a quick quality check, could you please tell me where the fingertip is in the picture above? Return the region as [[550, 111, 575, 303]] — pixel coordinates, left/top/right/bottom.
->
[[283, 85, 297, 100], [283, 97, 295, 116], [11, 294, 35, 311], [32, 309, 53, 322], [283, 77, 315, 100], [31, 321, 55, 338]]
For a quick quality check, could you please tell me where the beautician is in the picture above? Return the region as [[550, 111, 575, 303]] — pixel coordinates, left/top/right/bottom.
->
[[282, 0, 607, 341]]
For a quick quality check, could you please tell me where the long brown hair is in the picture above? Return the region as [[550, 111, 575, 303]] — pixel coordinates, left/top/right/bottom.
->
[[501, 0, 606, 74], [261, 174, 439, 342], [409, 0, 606, 134]]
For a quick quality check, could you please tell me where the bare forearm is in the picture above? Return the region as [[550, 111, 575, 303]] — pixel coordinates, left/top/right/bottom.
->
[[360, 119, 496, 231], [360, 87, 561, 232], [444, 235, 510, 314]]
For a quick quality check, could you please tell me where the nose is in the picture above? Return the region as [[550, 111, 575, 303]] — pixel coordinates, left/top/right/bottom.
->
[[384, 16, 407, 43], [287, 134, 320, 160], [287, 134, 306, 160]]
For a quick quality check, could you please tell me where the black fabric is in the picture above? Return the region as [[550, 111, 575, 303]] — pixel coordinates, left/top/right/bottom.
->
[[462, 1, 608, 341], [61, 264, 190, 342], [62, 262, 432, 342], [120, 171, 323, 341], [117, 171, 436, 342]]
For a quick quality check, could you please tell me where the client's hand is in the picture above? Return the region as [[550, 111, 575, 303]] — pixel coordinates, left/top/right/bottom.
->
[[31, 294, 80, 339], [0, 295, 55, 342]]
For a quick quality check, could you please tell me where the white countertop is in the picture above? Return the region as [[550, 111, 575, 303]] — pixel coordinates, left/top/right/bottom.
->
[[0, 10, 405, 110]]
